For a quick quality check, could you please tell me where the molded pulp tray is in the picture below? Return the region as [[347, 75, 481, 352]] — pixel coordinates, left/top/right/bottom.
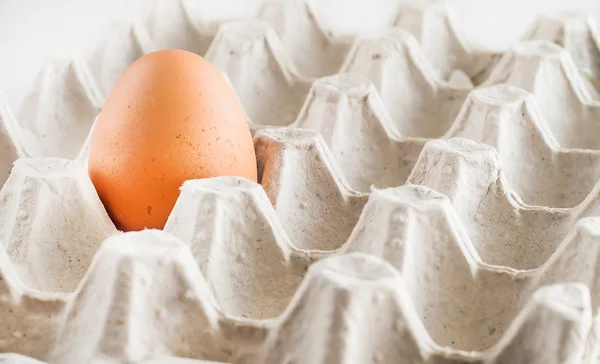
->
[[1, 0, 600, 363]]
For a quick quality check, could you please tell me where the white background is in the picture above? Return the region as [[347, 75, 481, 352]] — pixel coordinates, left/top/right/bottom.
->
[[1, 0, 599, 109]]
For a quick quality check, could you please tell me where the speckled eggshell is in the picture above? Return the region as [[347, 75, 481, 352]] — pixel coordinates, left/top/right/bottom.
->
[[88, 49, 257, 231]]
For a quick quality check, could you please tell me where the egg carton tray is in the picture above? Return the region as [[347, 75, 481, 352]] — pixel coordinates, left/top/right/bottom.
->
[[1, 0, 600, 363]]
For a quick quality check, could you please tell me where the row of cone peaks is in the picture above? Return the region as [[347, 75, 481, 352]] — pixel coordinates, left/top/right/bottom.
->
[[1, 131, 600, 362], [145, 0, 600, 82], [0, 0, 598, 164], [0, 214, 597, 363], [2, 25, 600, 170], [1, 72, 599, 208]]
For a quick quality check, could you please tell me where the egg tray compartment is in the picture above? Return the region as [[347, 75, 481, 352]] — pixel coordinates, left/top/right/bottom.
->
[[1, 0, 600, 363]]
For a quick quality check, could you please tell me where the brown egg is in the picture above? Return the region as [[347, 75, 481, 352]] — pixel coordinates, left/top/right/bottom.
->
[[88, 49, 257, 232]]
